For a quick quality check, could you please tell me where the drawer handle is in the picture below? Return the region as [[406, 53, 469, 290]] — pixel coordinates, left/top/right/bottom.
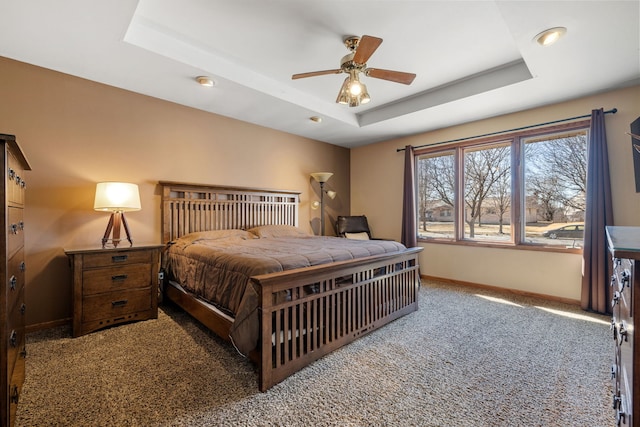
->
[[9, 275, 17, 290], [612, 291, 620, 307], [19, 261, 26, 272], [10, 385, 19, 404], [112, 255, 128, 263], [9, 223, 18, 234], [618, 324, 628, 345], [20, 303, 26, 315], [111, 299, 128, 308], [111, 274, 128, 281], [9, 330, 17, 348], [621, 270, 630, 287], [7, 168, 14, 180]]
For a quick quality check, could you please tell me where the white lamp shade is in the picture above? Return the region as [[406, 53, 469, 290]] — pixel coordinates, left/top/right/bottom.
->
[[94, 182, 141, 212], [311, 172, 333, 183], [326, 190, 337, 199]]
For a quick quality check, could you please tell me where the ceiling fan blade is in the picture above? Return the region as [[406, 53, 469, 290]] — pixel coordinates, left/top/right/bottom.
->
[[292, 69, 343, 80], [366, 68, 416, 85], [352, 35, 383, 64]]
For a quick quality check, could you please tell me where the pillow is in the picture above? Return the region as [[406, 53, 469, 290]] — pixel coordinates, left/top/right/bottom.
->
[[175, 229, 256, 244], [344, 232, 370, 240], [248, 224, 310, 238]]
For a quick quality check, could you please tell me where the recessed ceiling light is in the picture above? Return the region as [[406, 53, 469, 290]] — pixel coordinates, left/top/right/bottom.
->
[[534, 27, 567, 46], [310, 116, 322, 123], [196, 76, 215, 87]]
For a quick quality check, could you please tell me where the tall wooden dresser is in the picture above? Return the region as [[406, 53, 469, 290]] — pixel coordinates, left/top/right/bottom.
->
[[607, 226, 640, 427], [0, 134, 30, 427]]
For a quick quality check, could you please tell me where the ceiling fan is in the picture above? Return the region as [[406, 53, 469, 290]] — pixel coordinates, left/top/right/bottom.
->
[[292, 35, 416, 107]]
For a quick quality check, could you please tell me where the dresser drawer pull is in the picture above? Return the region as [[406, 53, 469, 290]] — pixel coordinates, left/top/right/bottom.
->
[[10, 385, 19, 404], [613, 392, 621, 409], [617, 408, 626, 426], [111, 274, 128, 281], [9, 330, 17, 348], [19, 261, 26, 272], [9, 223, 18, 234], [111, 299, 128, 307], [112, 255, 128, 263], [20, 303, 26, 315], [618, 324, 628, 345], [20, 346, 26, 359], [612, 291, 620, 307], [621, 270, 630, 287], [8, 168, 14, 180], [9, 275, 17, 290]]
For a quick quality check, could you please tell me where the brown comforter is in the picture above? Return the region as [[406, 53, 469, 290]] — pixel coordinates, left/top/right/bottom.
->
[[164, 228, 407, 355]]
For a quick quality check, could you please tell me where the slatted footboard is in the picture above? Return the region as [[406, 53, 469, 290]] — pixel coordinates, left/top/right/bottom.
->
[[253, 247, 422, 391]]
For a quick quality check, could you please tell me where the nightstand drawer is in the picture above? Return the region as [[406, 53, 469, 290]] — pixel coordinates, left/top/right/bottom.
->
[[82, 264, 151, 295], [82, 288, 152, 323], [82, 249, 153, 268]]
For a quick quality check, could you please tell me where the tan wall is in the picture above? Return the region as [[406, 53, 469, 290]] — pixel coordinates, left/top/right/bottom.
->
[[0, 57, 350, 328], [352, 85, 640, 301]]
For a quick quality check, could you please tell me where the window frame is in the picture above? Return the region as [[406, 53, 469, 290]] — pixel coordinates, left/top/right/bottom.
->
[[414, 119, 590, 253]]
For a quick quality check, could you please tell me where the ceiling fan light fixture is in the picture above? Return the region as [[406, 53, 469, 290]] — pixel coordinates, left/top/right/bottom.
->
[[336, 77, 350, 104], [534, 27, 567, 46], [359, 83, 370, 104], [347, 72, 363, 96]]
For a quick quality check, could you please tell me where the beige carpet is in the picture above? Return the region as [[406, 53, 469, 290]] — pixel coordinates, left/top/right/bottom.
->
[[16, 281, 613, 426]]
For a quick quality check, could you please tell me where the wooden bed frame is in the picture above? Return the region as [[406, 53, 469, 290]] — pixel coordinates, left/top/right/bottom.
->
[[160, 181, 423, 391]]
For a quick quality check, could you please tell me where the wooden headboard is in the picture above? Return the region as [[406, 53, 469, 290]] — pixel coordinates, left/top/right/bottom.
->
[[160, 181, 300, 243]]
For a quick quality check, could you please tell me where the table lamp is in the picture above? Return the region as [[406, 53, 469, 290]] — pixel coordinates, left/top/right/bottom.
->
[[94, 182, 141, 248]]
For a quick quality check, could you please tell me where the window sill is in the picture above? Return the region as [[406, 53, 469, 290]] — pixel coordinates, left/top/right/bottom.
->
[[417, 237, 583, 254]]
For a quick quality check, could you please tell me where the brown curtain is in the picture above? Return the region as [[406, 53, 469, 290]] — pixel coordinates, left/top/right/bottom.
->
[[401, 145, 417, 247], [581, 108, 614, 314]]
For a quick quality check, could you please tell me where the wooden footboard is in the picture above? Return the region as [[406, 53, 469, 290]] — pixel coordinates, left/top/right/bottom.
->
[[252, 247, 422, 391]]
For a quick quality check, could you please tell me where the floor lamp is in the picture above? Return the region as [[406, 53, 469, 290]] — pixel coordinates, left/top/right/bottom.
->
[[94, 182, 141, 248], [311, 172, 333, 236]]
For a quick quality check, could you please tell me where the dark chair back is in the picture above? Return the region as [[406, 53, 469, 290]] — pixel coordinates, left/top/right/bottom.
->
[[335, 215, 372, 239]]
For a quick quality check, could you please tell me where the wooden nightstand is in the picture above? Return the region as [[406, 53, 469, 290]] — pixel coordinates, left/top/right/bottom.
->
[[65, 244, 163, 337]]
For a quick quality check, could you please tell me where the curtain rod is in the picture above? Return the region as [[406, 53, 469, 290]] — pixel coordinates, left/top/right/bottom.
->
[[396, 107, 618, 152]]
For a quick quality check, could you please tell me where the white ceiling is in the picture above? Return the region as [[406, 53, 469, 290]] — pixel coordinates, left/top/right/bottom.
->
[[1, 1, 638, 148]]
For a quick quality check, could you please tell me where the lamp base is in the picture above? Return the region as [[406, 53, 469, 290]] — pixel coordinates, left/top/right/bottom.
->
[[101, 212, 133, 248]]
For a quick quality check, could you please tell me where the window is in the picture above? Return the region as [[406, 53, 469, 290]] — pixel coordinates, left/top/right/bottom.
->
[[523, 131, 587, 248], [417, 150, 455, 239], [463, 142, 511, 242], [416, 121, 589, 251]]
